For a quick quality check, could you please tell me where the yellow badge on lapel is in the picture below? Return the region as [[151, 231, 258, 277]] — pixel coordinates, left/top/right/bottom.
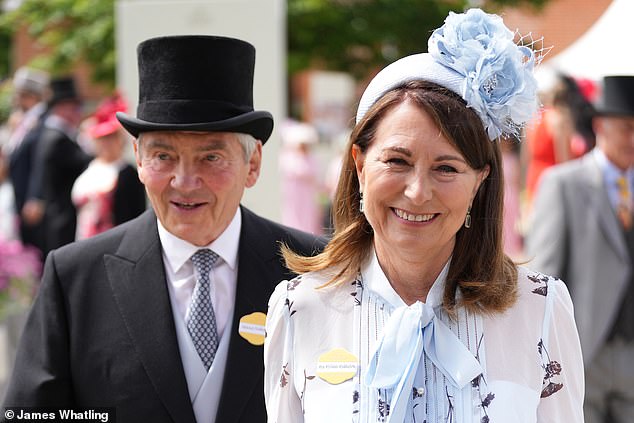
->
[[317, 348, 358, 384], [238, 312, 266, 345]]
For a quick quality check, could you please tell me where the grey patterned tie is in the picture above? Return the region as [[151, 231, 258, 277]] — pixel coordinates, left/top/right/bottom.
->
[[188, 249, 220, 371]]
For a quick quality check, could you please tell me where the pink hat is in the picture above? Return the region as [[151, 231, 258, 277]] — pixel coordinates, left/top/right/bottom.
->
[[88, 93, 128, 139]]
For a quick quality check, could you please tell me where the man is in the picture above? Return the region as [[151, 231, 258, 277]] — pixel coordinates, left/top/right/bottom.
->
[[526, 75, 634, 423], [1, 36, 323, 422], [27, 76, 92, 256], [6, 67, 50, 249]]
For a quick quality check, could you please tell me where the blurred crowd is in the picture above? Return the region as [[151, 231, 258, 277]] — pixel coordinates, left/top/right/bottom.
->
[[0, 67, 146, 267]]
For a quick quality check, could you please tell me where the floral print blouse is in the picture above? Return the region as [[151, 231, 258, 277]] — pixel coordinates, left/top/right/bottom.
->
[[264, 251, 585, 422]]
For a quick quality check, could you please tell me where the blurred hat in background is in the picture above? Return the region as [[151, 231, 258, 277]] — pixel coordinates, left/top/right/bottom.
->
[[594, 75, 634, 117], [48, 76, 81, 106], [13, 67, 49, 96], [87, 92, 128, 139], [280, 119, 319, 147]]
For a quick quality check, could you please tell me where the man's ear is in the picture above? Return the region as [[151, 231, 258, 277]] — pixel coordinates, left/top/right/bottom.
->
[[245, 141, 263, 188]]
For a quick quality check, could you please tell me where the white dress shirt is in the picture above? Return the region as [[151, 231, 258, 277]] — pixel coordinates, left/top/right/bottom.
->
[[158, 209, 240, 338]]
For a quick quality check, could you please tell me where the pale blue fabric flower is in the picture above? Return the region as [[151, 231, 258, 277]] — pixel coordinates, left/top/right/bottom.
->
[[428, 8, 539, 140]]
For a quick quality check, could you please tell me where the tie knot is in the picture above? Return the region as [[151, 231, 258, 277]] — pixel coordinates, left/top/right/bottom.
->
[[191, 249, 219, 274]]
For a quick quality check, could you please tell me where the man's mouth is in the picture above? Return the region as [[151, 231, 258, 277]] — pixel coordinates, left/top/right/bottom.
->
[[172, 201, 204, 210]]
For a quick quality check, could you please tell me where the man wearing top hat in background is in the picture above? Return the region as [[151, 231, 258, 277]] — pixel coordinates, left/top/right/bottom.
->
[[26, 76, 92, 257], [1, 35, 324, 423], [526, 75, 634, 423]]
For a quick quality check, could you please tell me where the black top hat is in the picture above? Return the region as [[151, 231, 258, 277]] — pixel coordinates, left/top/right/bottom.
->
[[49, 76, 81, 106], [595, 75, 634, 117], [116, 35, 274, 143]]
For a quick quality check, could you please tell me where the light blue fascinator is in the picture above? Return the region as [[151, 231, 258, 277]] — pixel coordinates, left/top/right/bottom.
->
[[356, 8, 542, 141]]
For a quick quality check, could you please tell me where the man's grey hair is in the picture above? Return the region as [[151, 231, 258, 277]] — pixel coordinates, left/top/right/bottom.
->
[[235, 133, 259, 162]]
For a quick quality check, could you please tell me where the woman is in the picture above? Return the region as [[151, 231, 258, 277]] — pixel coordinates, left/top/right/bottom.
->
[[72, 93, 146, 239], [264, 8, 584, 423], [278, 119, 324, 235]]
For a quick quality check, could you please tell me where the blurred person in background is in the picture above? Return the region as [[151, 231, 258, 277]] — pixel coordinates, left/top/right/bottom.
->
[[3, 67, 49, 155], [526, 75, 634, 423], [5, 67, 50, 250], [524, 73, 595, 207], [71, 93, 145, 240], [27, 76, 92, 256], [279, 119, 324, 235]]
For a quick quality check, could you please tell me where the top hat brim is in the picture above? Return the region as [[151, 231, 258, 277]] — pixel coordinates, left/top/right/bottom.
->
[[116, 110, 274, 143]]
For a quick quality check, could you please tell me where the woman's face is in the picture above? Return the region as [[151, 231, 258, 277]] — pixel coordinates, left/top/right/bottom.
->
[[352, 100, 489, 263]]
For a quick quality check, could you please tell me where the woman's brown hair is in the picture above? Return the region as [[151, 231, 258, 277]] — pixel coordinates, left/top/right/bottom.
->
[[283, 80, 517, 315]]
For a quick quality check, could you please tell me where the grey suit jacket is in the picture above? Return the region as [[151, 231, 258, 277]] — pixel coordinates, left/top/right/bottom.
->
[[2, 207, 325, 423], [526, 152, 632, 365]]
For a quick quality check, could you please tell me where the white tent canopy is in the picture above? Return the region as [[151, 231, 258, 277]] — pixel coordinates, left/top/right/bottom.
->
[[538, 0, 633, 83]]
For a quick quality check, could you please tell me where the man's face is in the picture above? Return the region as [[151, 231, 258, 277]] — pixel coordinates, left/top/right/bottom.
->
[[14, 90, 40, 112], [135, 131, 262, 246], [595, 116, 634, 171]]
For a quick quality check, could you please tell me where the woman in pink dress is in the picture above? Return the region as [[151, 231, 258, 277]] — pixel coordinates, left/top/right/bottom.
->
[[278, 120, 324, 235]]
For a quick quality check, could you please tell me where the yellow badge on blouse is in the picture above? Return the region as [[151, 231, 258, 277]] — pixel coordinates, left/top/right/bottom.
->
[[238, 312, 266, 346], [317, 348, 358, 384]]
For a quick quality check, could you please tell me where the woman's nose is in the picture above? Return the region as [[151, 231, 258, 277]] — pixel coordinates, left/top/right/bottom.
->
[[404, 173, 432, 205]]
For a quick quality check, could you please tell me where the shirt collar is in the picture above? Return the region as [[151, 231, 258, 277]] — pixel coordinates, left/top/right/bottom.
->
[[158, 208, 242, 274], [361, 247, 450, 309], [594, 148, 634, 181], [44, 114, 77, 139], [24, 102, 46, 119]]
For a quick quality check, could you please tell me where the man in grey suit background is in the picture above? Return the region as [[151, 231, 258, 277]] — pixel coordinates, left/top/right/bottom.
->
[[526, 75, 634, 423], [2, 35, 324, 423]]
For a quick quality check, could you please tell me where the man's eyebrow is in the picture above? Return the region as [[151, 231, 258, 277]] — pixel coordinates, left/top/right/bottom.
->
[[143, 139, 175, 150], [197, 138, 231, 151]]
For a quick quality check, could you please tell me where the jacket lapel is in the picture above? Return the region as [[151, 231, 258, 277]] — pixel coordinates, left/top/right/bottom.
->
[[104, 210, 196, 423], [216, 207, 282, 422], [585, 155, 629, 261]]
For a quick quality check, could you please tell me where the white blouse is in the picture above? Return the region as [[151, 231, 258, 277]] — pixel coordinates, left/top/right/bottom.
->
[[264, 251, 584, 422]]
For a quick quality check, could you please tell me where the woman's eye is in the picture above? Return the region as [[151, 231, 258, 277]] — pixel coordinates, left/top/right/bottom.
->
[[437, 164, 457, 173], [386, 157, 408, 166]]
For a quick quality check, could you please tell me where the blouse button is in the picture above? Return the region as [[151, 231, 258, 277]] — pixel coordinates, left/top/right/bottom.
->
[[416, 387, 425, 396]]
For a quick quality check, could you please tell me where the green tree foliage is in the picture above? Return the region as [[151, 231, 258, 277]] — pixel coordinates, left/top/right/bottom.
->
[[289, 0, 548, 79], [0, 0, 115, 88]]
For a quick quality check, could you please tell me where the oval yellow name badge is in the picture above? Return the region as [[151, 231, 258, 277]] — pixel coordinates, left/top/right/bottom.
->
[[317, 348, 358, 385], [238, 312, 266, 346]]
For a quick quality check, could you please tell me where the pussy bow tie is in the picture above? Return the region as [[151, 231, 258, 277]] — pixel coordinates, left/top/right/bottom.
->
[[365, 301, 483, 423]]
